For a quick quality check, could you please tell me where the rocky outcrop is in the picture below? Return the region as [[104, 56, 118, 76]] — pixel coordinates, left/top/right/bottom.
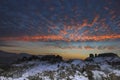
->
[[97, 53, 118, 57]]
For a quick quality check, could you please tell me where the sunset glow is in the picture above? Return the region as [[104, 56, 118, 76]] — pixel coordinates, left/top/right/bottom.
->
[[0, 0, 120, 59]]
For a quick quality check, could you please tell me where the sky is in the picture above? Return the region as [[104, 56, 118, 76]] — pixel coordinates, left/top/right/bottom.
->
[[0, 0, 120, 59]]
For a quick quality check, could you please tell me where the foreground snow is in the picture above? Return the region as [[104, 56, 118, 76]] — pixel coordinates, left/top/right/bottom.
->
[[0, 57, 120, 80]]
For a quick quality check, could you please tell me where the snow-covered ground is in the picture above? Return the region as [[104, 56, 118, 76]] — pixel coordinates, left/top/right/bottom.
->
[[0, 57, 120, 80]]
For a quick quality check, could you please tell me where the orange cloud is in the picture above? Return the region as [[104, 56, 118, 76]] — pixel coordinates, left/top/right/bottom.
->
[[0, 34, 120, 42], [0, 14, 119, 42], [90, 15, 99, 26], [97, 46, 117, 50], [84, 46, 94, 50], [104, 6, 109, 10]]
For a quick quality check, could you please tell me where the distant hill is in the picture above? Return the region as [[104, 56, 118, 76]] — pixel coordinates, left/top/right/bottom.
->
[[0, 50, 31, 65], [0, 50, 63, 65]]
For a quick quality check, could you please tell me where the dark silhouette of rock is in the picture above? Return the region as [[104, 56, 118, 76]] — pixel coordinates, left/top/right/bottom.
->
[[40, 55, 63, 63], [16, 54, 63, 64], [27, 55, 40, 61], [89, 54, 94, 58], [97, 53, 118, 57], [95, 54, 97, 57], [85, 53, 119, 62], [85, 54, 94, 62]]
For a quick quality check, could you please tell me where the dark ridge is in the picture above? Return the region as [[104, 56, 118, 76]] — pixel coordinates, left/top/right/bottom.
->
[[85, 53, 119, 62], [0, 50, 31, 65], [87, 53, 119, 58], [0, 50, 63, 65], [16, 55, 63, 64], [97, 53, 118, 57]]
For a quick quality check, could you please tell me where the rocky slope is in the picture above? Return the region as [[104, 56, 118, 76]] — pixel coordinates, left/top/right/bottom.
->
[[0, 55, 120, 80]]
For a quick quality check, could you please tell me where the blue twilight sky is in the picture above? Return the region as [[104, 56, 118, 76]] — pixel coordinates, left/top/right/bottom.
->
[[0, 0, 120, 59]]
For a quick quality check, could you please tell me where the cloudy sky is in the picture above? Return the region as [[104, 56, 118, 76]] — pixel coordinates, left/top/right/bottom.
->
[[0, 0, 120, 59]]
